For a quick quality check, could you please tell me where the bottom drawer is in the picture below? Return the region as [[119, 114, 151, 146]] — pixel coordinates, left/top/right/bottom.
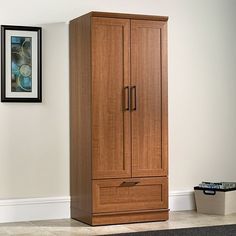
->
[[93, 177, 168, 213]]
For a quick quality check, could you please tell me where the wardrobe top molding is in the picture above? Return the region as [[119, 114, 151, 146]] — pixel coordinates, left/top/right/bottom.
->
[[70, 11, 169, 23]]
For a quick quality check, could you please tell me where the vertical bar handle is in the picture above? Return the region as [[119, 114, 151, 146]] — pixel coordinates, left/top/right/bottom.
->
[[131, 86, 137, 111], [123, 86, 130, 111]]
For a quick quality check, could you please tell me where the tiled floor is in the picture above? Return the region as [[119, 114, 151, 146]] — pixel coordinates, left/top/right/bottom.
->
[[0, 211, 236, 235]]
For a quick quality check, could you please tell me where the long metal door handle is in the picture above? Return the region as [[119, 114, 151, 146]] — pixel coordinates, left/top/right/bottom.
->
[[131, 86, 137, 111], [123, 86, 130, 111]]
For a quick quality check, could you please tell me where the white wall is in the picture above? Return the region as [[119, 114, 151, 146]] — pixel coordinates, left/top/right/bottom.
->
[[168, 1, 236, 190], [0, 0, 236, 200], [0, 23, 69, 198]]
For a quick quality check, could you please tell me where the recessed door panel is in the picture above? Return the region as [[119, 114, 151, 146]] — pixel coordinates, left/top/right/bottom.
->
[[131, 20, 168, 177], [92, 17, 131, 179]]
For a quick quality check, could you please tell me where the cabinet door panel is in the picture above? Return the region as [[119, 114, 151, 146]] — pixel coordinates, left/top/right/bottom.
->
[[92, 17, 131, 179], [131, 20, 168, 177]]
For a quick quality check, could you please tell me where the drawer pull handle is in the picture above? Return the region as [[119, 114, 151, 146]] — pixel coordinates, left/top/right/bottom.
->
[[120, 181, 140, 187], [123, 86, 130, 111], [131, 86, 137, 111]]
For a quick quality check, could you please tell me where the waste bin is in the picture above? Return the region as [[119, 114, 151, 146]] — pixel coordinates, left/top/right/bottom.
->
[[194, 186, 236, 215]]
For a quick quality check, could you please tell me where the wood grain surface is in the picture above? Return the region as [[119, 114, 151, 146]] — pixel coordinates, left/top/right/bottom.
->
[[92, 17, 131, 179], [70, 12, 168, 225], [92, 209, 169, 225], [70, 13, 92, 225], [131, 20, 168, 177], [93, 177, 168, 213]]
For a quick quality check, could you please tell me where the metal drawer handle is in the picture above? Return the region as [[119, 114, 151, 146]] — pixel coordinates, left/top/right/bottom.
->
[[123, 86, 130, 111], [131, 86, 136, 111], [120, 181, 140, 187]]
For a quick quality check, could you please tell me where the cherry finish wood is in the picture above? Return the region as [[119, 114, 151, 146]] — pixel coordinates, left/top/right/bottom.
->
[[70, 12, 168, 226], [93, 177, 168, 213], [92, 209, 169, 225], [69, 14, 92, 225], [71, 11, 168, 23], [161, 21, 169, 178], [131, 20, 168, 177], [92, 17, 131, 179]]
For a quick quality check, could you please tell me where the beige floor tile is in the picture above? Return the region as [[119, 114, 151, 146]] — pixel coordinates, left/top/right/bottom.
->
[[0, 211, 236, 235], [125, 211, 236, 232], [1, 221, 43, 235], [89, 225, 136, 235], [125, 221, 171, 232], [0, 222, 34, 227], [49, 230, 94, 236], [35, 223, 94, 236], [4, 228, 44, 235], [13, 232, 55, 236], [0, 227, 8, 234], [31, 219, 85, 228], [52, 228, 95, 235], [0, 232, 9, 236], [31, 219, 94, 235]]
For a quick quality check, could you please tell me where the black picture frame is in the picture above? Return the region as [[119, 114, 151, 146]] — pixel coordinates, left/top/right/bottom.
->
[[1, 25, 42, 102]]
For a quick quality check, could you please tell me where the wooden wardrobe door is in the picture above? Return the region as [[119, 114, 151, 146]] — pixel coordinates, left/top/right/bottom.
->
[[131, 20, 168, 177], [92, 17, 131, 179]]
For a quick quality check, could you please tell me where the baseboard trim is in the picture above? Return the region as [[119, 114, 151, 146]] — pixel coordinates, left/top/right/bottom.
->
[[0, 196, 70, 223], [0, 191, 195, 223], [169, 190, 196, 211]]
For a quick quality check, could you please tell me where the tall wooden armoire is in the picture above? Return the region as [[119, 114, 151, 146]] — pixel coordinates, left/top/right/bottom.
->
[[70, 12, 168, 225]]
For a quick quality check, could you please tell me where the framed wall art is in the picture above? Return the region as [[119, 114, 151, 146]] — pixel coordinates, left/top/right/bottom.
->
[[1, 25, 42, 102]]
